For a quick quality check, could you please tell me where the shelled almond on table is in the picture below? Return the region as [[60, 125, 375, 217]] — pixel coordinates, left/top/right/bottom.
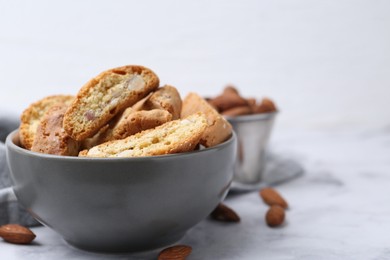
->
[[0, 224, 36, 244]]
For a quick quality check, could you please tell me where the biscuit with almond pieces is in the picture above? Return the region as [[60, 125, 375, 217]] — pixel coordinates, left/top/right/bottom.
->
[[31, 105, 79, 156], [19, 95, 74, 149], [80, 113, 207, 158], [181, 92, 232, 147], [63, 65, 159, 141], [141, 85, 182, 119], [109, 108, 173, 140]]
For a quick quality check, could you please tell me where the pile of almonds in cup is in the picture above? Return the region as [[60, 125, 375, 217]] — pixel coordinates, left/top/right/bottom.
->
[[207, 86, 277, 117]]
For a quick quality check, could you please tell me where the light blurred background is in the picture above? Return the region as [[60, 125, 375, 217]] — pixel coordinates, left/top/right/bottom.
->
[[0, 0, 389, 130]]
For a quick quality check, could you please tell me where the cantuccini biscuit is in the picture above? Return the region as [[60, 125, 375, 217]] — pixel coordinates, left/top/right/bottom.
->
[[106, 108, 173, 141], [31, 105, 79, 156], [81, 108, 173, 150], [19, 95, 74, 149], [82, 108, 173, 149], [63, 65, 159, 141], [181, 92, 232, 147], [141, 85, 182, 119], [79, 113, 207, 158]]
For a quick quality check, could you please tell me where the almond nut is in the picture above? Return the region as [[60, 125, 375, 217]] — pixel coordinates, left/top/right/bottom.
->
[[208, 91, 248, 112], [256, 97, 277, 114], [158, 244, 192, 260], [246, 98, 257, 113], [0, 224, 36, 244], [259, 187, 288, 209], [266, 205, 285, 227], [223, 85, 240, 95], [222, 106, 252, 116], [210, 203, 240, 222]]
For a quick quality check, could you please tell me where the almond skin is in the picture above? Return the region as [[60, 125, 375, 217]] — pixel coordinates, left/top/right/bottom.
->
[[208, 91, 248, 112], [266, 205, 285, 227], [210, 203, 240, 222], [158, 245, 192, 260], [256, 97, 277, 114], [259, 187, 288, 209], [0, 224, 36, 244], [222, 106, 252, 117]]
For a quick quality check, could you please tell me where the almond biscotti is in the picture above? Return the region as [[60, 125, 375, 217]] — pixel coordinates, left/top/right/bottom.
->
[[31, 105, 79, 156], [105, 108, 173, 141], [63, 65, 159, 141], [19, 95, 74, 149], [80, 108, 173, 149], [141, 85, 182, 119], [79, 113, 207, 158], [181, 92, 232, 147], [82, 108, 173, 149]]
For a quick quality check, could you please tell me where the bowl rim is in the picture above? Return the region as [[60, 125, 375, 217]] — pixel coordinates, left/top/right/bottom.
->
[[6, 129, 236, 162], [225, 111, 277, 122]]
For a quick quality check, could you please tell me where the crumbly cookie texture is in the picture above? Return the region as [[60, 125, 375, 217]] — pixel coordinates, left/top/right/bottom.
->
[[141, 85, 182, 119], [63, 65, 159, 141], [31, 105, 79, 156], [79, 113, 207, 158], [181, 92, 232, 147], [19, 95, 74, 150]]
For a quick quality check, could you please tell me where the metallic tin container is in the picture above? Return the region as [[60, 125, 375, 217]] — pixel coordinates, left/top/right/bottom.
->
[[226, 112, 277, 185]]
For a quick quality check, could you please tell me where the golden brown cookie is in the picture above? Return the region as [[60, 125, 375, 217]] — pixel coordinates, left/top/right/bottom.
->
[[31, 105, 79, 156], [181, 92, 232, 147], [108, 108, 173, 140], [19, 95, 74, 150], [141, 85, 182, 119], [79, 113, 207, 158], [80, 108, 173, 149], [63, 65, 159, 141]]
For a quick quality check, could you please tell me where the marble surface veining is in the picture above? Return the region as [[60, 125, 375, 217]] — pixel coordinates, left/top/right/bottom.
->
[[2, 125, 390, 259]]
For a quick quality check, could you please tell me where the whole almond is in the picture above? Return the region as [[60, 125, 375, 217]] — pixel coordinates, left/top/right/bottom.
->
[[223, 86, 240, 95], [259, 187, 288, 209], [266, 205, 285, 227], [246, 98, 257, 113], [208, 92, 248, 112], [0, 224, 36, 244], [222, 106, 252, 117], [210, 203, 240, 222], [256, 97, 277, 114], [158, 245, 192, 260]]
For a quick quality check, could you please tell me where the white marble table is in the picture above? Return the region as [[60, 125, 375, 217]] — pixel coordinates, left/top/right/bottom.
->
[[2, 125, 389, 259]]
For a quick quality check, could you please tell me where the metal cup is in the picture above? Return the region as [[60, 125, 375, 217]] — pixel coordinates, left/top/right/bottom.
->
[[226, 112, 277, 185]]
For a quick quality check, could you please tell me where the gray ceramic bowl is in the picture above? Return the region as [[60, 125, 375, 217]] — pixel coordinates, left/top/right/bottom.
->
[[5, 130, 236, 253]]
